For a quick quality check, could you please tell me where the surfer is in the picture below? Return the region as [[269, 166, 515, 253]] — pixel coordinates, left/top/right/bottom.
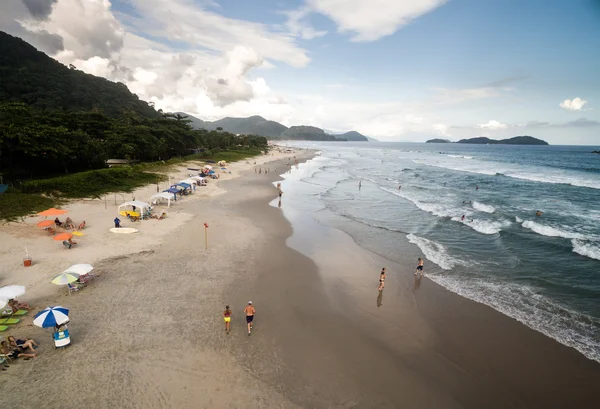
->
[[378, 268, 386, 291], [398, 185, 402, 190], [461, 215, 465, 221], [415, 258, 424, 276]]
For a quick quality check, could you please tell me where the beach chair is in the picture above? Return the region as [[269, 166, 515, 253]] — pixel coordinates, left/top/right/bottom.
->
[[1, 309, 28, 318], [0, 325, 8, 332], [0, 318, 20, 325], [62, 240, 72, 249], [0, 353, 12, 364], [68, 282, 83, 293], [53, 329, 71, 348]]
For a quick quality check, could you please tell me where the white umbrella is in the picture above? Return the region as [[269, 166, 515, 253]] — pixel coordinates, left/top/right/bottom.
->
[[63, 264, 93, 275], [0, 297, 8, 309], [0, 285, 26, 299]]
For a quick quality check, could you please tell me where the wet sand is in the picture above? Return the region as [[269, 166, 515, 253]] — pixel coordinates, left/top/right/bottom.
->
[[2, 152, 600, 408]]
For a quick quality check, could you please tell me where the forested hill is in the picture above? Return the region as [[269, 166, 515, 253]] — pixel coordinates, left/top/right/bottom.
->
[[0, 31, 157, 118]]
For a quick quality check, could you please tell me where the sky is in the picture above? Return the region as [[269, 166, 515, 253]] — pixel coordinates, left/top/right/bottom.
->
[[1, 0, 600, 144]]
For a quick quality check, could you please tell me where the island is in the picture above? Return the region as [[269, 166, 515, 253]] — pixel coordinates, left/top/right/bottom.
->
[[426, 136, 548, 145], [426, 138, 451, 143], [456, 136, 548, 145]]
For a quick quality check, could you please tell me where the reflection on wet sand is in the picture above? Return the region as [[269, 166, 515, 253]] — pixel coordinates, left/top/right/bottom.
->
[[413, 274, 422, 291], [377, 289, 383, 308]]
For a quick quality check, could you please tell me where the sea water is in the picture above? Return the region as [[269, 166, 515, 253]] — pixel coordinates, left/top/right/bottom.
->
[[276, 142, 600, 363]]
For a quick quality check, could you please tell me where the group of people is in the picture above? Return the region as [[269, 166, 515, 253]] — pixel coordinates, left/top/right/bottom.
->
[[222, 301, 256, 336], [1, 335, 39, 361], [54, 217, 85, 231], [377, 258, 425, 291]]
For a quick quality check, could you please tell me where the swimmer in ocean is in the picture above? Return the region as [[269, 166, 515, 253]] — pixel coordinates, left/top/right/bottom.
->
[[536, 210, 543, 217], [461, 215, 465, 221]]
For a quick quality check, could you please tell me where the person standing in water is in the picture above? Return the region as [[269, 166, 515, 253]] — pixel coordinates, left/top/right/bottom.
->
[[358, 180, 362, 190], [415, 258, 424, 276], [223, 305, 232, 334], [244, 301, 255, 335], [378, 268, 386, 291]]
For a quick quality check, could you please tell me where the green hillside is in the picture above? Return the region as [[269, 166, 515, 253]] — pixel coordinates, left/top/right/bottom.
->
[[0, 31, 157, 118]]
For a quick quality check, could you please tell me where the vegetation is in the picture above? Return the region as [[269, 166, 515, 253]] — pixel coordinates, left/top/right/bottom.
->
[[281, 125, 340, 141], [456, 136, 548, 145], [426, 138, 452, 143], [0, 31, 270, 220], [333, 131, 368, 141]]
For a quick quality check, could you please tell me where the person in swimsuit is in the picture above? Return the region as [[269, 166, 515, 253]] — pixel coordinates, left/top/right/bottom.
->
[[223, 306, 232, 334], [7, 336, 38, 353], [378, 268, 386, 291], [415, 258, 424, 276], [244, 301, 255, 335]]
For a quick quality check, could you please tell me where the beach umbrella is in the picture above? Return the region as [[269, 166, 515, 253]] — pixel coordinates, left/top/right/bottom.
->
[[0, 285, 26, 299], [36, 220, 54, 228], [53, 233, 73, 241], [51, 272, 80, 285], [33, 306, 69, 328], [38, 208, 68, 216], [0, 297, 8, 309], [63, 264, 93, 276]]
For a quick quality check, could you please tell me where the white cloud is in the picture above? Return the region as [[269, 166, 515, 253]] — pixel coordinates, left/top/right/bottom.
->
[[307, 0, 447, 41], [559, 97, 587, 111], [478, 120, 508, 130], [281, 7, 328, 40]]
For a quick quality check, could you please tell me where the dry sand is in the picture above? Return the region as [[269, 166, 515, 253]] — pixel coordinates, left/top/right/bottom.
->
[[2, 149, 600, 409]]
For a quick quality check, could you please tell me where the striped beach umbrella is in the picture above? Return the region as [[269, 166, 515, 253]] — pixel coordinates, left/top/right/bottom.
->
[[33, 306, 69, 328], [52, 272, 80, 285]]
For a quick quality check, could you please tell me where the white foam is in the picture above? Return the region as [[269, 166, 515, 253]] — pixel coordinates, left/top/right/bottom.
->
[[379, 186, 471, 218], [515, 216, 523, 223], [427, 274, 600, 363], [472, 201, 495, 213], [452, 217, 511, 235], [413, 157, 600, 190], [521, 220, 586, 240], [406, 234, 465, 270], [572, 239, 600, 261]]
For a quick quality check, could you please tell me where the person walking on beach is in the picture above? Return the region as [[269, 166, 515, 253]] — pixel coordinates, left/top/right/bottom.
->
[[378, 268, 386, 291], [415, 258, 424, 276], [223, 305, 232, 334], [244, 301, 255, 335], [358, 180, 362, 190], [114, 217, 121, 228]]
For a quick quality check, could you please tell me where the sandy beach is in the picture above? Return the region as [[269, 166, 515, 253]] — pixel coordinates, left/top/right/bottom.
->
[[1, 149, 600, 409]]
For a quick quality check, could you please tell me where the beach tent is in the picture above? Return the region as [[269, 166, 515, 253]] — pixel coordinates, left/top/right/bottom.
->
[[118, 201, 151, 219], [189, 176, 205, 182], [177, 182, 192, 190], [150, 192, 173, 207]]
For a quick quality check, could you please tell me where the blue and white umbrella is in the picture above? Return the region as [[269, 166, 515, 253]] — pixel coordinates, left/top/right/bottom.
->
[[33, 306, 70, 328]]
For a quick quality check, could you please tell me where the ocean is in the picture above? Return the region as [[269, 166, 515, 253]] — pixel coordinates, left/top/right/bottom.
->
[[275, 142, 600, 363]]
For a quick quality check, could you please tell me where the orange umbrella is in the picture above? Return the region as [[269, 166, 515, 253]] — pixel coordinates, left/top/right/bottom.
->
[[38, 208, 68, 216], [53, 233, 73, 241], [37, 220, 55, 228]]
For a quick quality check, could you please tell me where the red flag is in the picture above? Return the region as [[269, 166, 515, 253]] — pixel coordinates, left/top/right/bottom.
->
[[204, 223, 209, 228]]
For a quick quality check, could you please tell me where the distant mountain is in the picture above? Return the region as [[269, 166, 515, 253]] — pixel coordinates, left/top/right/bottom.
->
[[281, 125, 340, 141], [456, 136, 548, 145], [177, 112, 371, 141], [212, 115, 288, 137], [426, 138, 452, 143], [335, 131, 368, 141], [0, 31, 157, 118]]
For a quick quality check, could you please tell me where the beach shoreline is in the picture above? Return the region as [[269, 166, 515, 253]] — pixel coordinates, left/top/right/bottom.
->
[[1, 148, 599, 408]]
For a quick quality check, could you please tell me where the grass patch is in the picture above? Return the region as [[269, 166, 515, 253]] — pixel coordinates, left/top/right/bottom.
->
[[0, 191, 57, 222], [1, 147, 266, 220], [21, 167, 163, 198]]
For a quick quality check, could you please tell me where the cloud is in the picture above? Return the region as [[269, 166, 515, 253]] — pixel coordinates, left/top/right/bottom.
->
[[307, 0, 447, 41], [433, 86, 502, 104], [281, 7, 328, 40], [22, 0, 58, 20], [557, 118, 600, 128], [478, 120, 508, 130], [560, 97, 587, 111]]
